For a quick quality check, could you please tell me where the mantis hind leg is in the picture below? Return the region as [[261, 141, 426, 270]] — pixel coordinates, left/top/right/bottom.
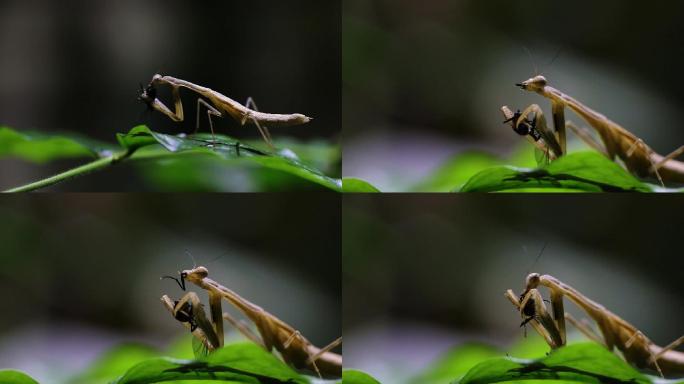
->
[[307, 337, 342, 364], [243, 97, 274, 149], [625, 139, 665, 187], [565, 312, 605, 346], [282, 330, 324, 379], [653, 335, 684, 361], [566, 121, 609, 156], [652, 145, 684, 173], [222, 311, 265, 347], [624, 330, 665, 377]]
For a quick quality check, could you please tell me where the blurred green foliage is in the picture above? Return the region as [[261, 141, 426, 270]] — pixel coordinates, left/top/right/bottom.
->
[[0, 370, 40, 384]]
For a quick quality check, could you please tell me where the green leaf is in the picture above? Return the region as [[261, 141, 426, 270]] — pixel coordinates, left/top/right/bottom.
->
[[342, 177, 381, 192], [342, 369, 382, 384], [117, 126, 342, 191], [68, 344, 160, 384], [456, 342, 650, 384], [113, 342, 307, 384], [274, 137, 341, 172], [0, 370, 40, 384], [460, 151, 653, 192], [408, 344, 499, 384], [0, 126, 114, 163], [116, 125, 161, 151]]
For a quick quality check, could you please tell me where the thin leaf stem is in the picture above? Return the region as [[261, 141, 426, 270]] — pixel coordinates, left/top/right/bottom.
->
[[3, 150, 132, 192]]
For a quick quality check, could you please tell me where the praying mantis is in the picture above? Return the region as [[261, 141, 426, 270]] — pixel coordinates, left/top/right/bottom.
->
[[503, 75, 684, 185], [506, 273, 684, 377], [161, 266, 342, 379], [138, 74, 313, 149]]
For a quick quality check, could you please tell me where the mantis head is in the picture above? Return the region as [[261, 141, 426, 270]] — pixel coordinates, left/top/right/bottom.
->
[[516, 75, 547, 92], [186, 266, 209, 281], [137, 74, 165, 107], [525, 273, 541, 289], [291, 113, 313, 124], [162, 266, 209, 291], [137, 81, 157, 108]]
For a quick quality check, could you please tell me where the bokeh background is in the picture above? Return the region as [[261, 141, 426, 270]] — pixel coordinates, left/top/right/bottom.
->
[[343, 0, 684, 191], [0, 194, 341, 383], [343, 195, 684, 382], [0, 0, 340, 190]]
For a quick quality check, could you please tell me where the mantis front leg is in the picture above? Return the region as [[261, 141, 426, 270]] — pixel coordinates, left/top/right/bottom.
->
[[502, 104, 563, 159], [566, 121, 609, 156], [551, 101, 567, 156], [506, 288, 564, 348], [162, 293, 266, 352], [504, 104, 615, 160], [509, 288, 612, 348], [140, 84, 184, 123], [161, 292, 220, 352]]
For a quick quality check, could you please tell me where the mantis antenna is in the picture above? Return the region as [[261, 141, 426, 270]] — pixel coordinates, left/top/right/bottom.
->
[[526, 242, 548, 276]]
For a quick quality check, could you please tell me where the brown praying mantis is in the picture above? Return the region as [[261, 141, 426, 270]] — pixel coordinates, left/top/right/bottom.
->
[[506, 273, 684, 377], [138, 74, 312, 149], [503, 75, 684, 185], [160, 266, 342, 379]]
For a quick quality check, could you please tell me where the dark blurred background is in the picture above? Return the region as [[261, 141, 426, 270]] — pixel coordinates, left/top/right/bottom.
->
[[0, 194, 341, 383], [343, 195, 684, 382], [343, 0, 684, 190], [0, 0, 340, 189]]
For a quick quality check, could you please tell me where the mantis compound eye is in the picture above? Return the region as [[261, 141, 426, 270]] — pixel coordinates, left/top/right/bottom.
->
[[193, 266, 209, 278], [532, 75, 547, 86], [145, 84, 157, 99]]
